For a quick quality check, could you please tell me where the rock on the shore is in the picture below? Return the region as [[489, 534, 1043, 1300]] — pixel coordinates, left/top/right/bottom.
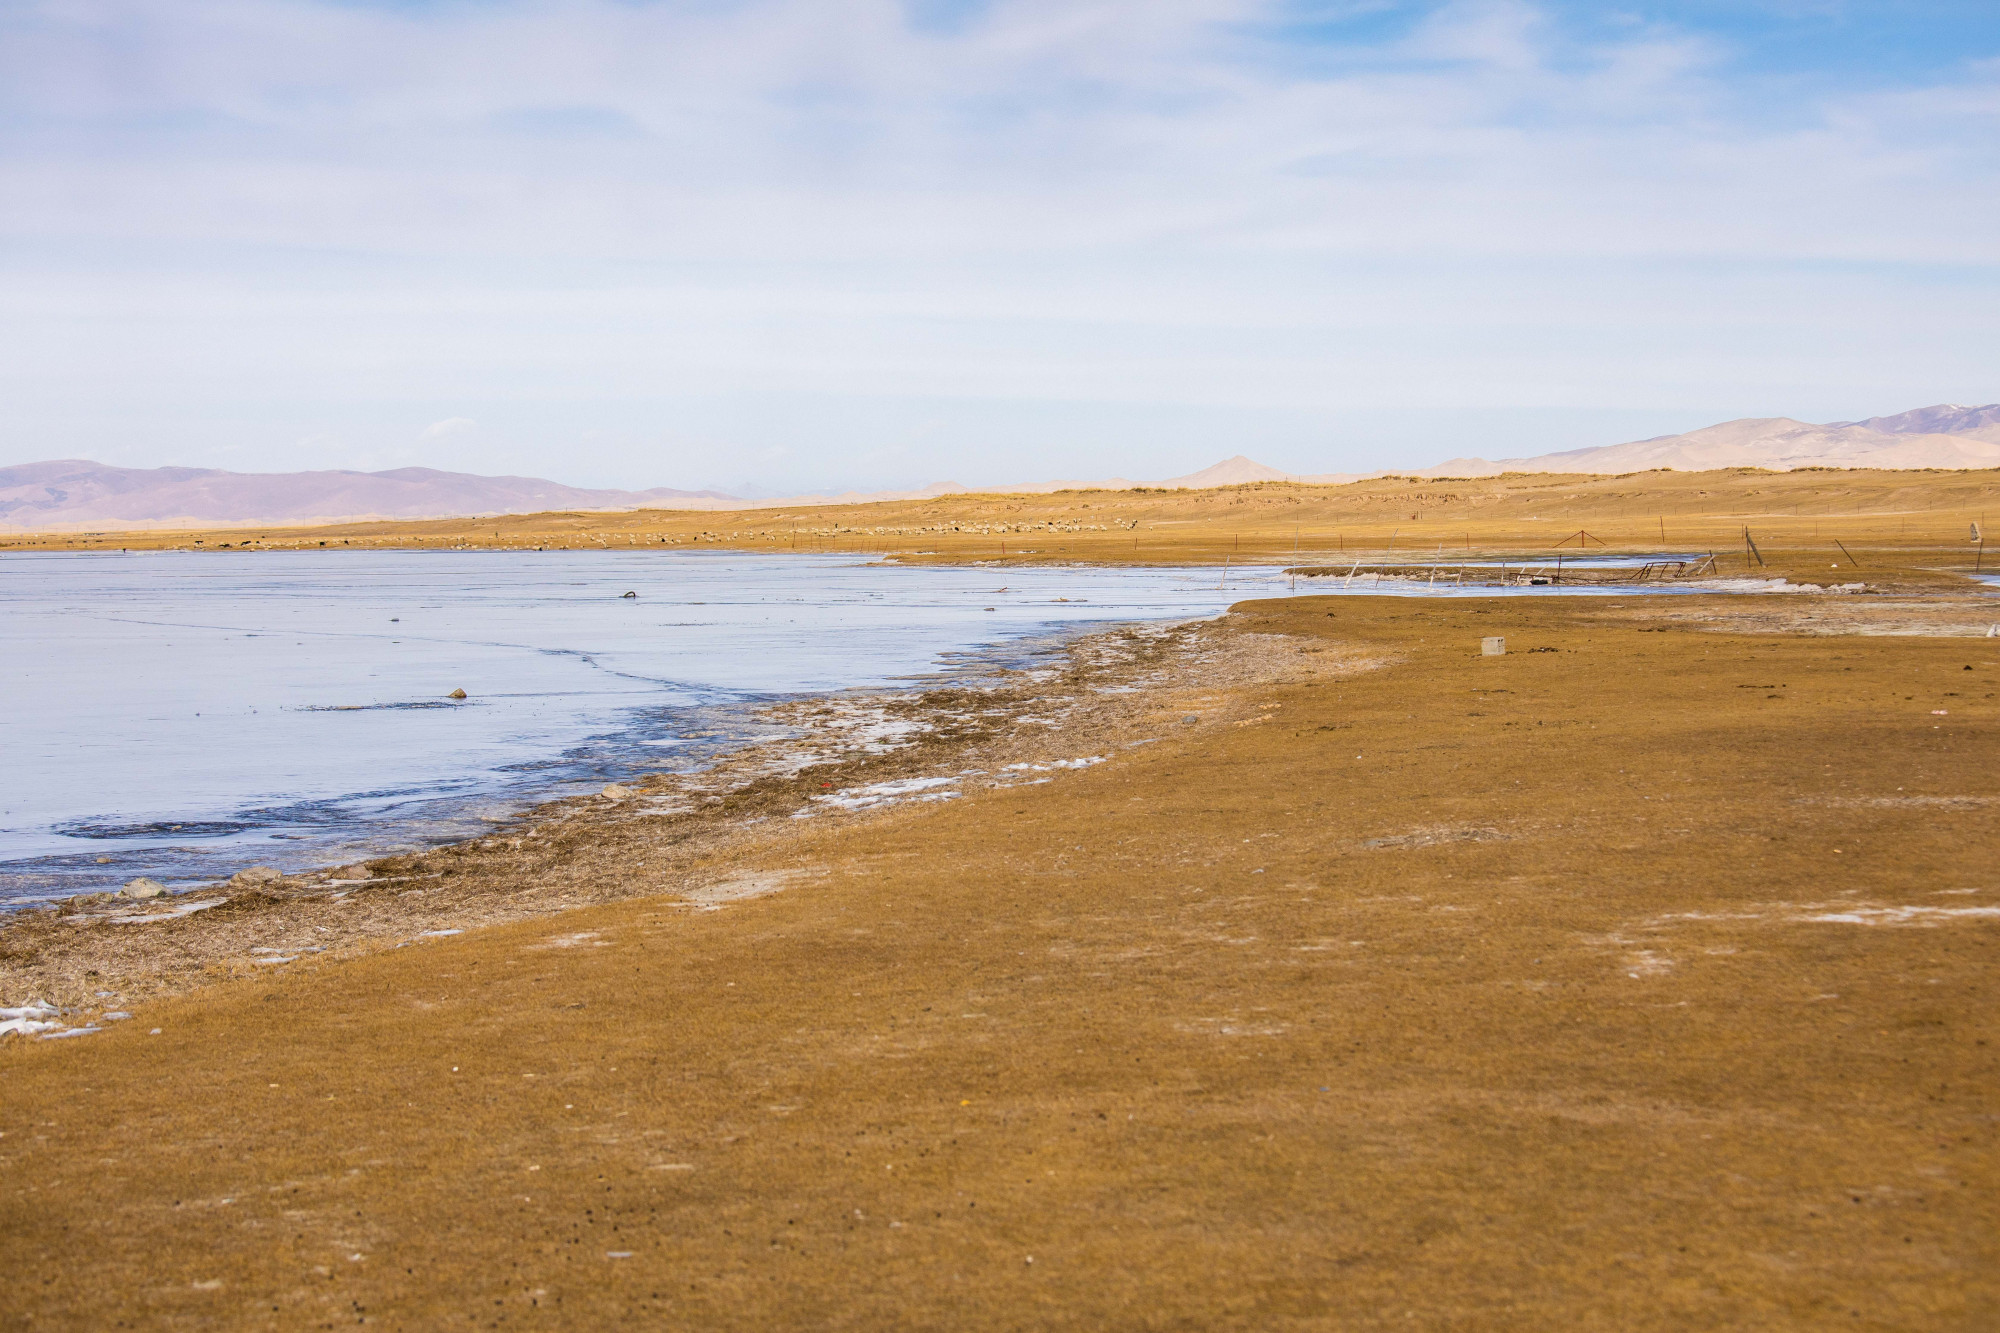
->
[[602, 784, 635, 801], [230, 866, 282, 887], [121, 878, 167, 899]]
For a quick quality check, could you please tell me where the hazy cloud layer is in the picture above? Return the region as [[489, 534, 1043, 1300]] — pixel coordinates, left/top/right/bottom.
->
[[2, 0, 1995, 489]]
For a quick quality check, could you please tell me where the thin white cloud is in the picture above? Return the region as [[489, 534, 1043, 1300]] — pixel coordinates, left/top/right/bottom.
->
[[0, 1, 1993, 487], [421, 417, 477, 440], [4, 0, 1993, 263]]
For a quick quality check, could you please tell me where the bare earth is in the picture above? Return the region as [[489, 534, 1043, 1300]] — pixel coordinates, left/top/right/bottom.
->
[[3, 579, 1996, 1330]]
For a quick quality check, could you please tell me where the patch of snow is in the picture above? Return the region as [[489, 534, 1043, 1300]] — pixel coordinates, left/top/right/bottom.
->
[[1001, 756, 1105, 773], [1798, 905, 2000, 926], [1682, 578, 1861, 594], [0, 1002, 63, 1038], [807, 775, 962, 812]]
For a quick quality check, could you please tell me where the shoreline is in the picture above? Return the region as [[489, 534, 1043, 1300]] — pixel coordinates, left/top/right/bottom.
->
[[0, 610, 1130, 907], [7, 576, 1998, 1022], [0, 551, 1293, 906], [0, 611, 1369, 1021], [3, 465, 1995, 596]]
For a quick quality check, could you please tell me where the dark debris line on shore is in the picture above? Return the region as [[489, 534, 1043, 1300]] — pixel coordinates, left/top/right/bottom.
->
[[0, 617, 1372, 1022]]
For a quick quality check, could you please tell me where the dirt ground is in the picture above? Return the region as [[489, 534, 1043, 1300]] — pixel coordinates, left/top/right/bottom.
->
[[3, 586, 1995, 1331]]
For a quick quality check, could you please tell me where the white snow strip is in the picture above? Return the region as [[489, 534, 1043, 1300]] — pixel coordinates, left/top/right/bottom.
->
[[1001, 756, 1106, 773], [1798, 906, 2000, 925], [807, 775, 962, 813], [1682, 578, 1864, 594], [3, 1002, 71, 1039], [0, 1017, 62, 1038]]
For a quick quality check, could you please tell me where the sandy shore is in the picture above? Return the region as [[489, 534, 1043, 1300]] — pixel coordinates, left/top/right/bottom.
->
[[2, 587, 1996, 1329]]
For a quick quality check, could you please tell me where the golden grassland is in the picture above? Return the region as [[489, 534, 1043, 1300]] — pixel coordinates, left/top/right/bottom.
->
[[2, 589, 1996, 1330], [7, 467, 1998, 574]]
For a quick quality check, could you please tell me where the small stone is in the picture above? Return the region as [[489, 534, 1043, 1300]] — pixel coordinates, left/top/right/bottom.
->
[[122, 878, 167, 899], [602, 784, 634, 801], [448, 688, 468, 700], [231, 866, 282, 887], [620, 591, 637, 599]]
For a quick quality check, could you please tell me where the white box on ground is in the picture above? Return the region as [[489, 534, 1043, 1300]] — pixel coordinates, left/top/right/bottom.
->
[[1482, 636, 1506, 656]]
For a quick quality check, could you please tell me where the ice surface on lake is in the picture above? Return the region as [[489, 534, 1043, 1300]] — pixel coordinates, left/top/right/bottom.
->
[[1, 550, 1290, 902]]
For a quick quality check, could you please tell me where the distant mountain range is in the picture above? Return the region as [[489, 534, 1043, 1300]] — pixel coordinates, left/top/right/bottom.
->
[[0, 461, 740, 532], [0, 455, 1373, 530], [1096, 404, 2000, 486], [1413, 403, 2000, 478], [4, 403, 1996, 530]]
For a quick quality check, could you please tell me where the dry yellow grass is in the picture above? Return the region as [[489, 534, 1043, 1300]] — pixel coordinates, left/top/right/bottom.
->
[[9, 468, 1997, 576], [2, 591, 1995, 1329]]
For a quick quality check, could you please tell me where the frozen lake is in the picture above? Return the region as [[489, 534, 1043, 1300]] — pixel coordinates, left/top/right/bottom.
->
[[0, 550, 1293, 903]]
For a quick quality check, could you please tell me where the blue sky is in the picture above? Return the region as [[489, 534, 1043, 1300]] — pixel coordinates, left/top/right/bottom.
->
[[1274, 2, 2000, 80], [1, 0, 1996, 491]]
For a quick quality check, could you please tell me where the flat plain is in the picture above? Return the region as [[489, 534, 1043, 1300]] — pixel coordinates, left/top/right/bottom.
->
[[2, 471, 1996, 1330]]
